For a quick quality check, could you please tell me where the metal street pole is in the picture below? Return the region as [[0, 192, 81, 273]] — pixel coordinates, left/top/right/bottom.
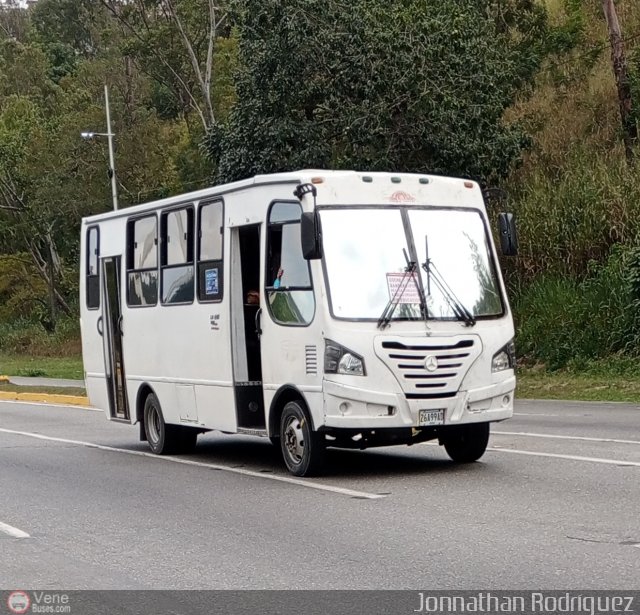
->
[[104, 84, 119, 211]]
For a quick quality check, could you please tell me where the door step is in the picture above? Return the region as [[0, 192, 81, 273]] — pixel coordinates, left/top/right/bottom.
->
[[237, 427, 268, 437]]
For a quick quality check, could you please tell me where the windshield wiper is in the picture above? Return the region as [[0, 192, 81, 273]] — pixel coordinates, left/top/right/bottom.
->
[[421, 237, 475, 327], [377, 250, 429, 329]]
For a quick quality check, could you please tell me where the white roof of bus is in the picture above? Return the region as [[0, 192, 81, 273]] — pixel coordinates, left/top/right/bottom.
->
[[81, 170, 480, 224]]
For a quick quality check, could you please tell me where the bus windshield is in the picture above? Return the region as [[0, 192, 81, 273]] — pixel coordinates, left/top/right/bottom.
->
[[320, 207, 504, 322]]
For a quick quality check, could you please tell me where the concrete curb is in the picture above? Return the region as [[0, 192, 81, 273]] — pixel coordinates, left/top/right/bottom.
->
[[0, 391, 90, 407]]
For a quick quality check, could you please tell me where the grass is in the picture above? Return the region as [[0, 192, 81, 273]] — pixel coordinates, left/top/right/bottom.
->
[[517, 370, 640, 402], [0, 382, 86, 396], [0, 354, 84, 380]]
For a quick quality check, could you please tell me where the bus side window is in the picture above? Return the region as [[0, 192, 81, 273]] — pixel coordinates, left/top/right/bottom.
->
[[266, 201, 315, 325], [86, 226, 100, 309], [127, 215, 158, 307], [197, 200, 224, 302], [161, 207, 194, 305]]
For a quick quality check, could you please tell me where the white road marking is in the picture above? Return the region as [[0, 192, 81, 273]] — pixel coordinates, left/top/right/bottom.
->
[[0, 427, 384, 500], [513, 412, 559, 417], [0, 399, 100, 412], [488, 446, 640, 467], [0, 521, 29, 538], [494, 430, 640, 446]]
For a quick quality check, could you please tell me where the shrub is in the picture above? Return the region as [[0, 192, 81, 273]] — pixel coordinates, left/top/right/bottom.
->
[[0, 315, 80, 357], [513, 244, 640, 369]]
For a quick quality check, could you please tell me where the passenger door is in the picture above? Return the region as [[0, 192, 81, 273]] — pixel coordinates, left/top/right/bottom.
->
[[100, 256, 129, 421]]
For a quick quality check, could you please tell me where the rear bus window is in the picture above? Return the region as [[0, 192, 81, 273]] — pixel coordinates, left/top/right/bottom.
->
[[86, 226, 100, 309]]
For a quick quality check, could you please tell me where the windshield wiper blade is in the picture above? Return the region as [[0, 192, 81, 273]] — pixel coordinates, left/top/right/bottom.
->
[[377, 250, 428, 329], [421, 255, 475, 327]]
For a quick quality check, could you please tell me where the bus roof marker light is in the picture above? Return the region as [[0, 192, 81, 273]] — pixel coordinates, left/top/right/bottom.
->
[[362, 176, 373, 183], [391, 177, 401, 184], [419, 178, 430, 185], [311, 177, 324, 184], [464, 181, 474, 189]]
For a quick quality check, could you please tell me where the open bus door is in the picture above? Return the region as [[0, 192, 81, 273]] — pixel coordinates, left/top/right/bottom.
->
[[100, 256, 130, 421], [229, 224, 266, 432]]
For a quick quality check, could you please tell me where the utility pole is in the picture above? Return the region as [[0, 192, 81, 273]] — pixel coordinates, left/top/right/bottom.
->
[[602, 0, 637, 164], [104, 84, 119, 210], [81, 85, 119, 211]]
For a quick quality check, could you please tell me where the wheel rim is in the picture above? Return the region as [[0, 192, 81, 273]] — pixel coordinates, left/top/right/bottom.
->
[[283, 415, 305, 464], [147, 401, 161, 445]]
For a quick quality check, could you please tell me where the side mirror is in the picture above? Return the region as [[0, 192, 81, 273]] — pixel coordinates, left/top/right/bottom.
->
[[498, 212, 518, 256], [300, 211, 321, 260]]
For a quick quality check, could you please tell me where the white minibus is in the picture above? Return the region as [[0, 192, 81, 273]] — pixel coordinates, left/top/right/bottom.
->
[[80, 170, 517, 476]]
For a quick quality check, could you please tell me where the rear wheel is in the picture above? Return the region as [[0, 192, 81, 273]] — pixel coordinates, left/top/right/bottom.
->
[[442, 422, 490, 463], [144, 392, 198, 454], [280, 401, 325, 476]]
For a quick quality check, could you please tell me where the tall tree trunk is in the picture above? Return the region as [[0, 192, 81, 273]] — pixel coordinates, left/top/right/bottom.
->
[[602, 0, 637, 164]]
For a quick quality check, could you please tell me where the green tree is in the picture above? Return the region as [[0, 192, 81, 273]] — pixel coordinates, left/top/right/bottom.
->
[[0, 0, 31, 42], [0, 32, 185, 328], [208, 0, 548, 183], [99, 0, 231, 132], [30, 0, 114, 82]]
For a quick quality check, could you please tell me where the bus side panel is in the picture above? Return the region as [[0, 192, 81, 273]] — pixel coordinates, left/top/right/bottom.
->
[[194, 386, 237, 433]]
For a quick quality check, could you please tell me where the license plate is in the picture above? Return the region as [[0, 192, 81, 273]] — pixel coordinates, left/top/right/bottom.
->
[[419, 409, 445, 426]]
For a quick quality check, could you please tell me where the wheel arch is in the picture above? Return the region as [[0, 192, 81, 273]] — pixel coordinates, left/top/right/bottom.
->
[[268, 385, 313, 438]]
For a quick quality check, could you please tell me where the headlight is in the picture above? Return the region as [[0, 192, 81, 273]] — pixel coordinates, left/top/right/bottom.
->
[[492, 340, 515, 372], [324, 340, 365, 376]]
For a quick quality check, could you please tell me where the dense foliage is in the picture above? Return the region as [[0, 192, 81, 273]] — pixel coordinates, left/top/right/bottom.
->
[[208, 0, 547, 183]]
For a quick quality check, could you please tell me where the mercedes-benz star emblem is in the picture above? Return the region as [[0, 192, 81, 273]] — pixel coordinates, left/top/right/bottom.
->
[[424, 355, 438, 372]]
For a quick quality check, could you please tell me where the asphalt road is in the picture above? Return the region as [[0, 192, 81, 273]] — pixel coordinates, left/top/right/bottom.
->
[[0, 399, 639, 590]]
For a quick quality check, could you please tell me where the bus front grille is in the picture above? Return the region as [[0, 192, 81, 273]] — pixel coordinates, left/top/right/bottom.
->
[[376, 336, 482, 398]]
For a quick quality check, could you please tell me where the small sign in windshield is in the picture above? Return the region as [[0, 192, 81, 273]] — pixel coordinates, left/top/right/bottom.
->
[[386, 272, 421, 304]]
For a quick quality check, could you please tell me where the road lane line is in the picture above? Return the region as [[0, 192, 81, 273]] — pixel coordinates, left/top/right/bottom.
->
[[0, 521, 29, 538], [488, 446, 640, 467], [0, 399, 101, 412], [494, 431, 640, 446], [0, 427, 384, 500]]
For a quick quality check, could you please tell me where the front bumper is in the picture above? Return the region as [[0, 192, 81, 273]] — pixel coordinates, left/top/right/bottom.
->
[[322, 376, 515, 429]]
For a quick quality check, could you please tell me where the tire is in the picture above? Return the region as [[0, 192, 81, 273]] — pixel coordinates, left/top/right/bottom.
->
[[144, 392, 196, 455], [279, 401, 326, 477], [442, 422, 490, 463]]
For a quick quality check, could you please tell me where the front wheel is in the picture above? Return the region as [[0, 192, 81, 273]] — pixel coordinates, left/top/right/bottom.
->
[[279, 401, 326, 476], [442, 422, 490, 463]]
